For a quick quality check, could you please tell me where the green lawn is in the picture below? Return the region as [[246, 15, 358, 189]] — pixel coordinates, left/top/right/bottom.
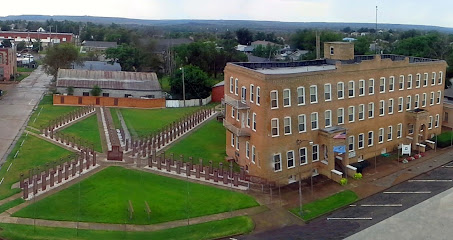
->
[[110, 108, 122, 129], [60, 114, 103, 152], [0, 198, 25, 213], [17, 67, 34, 72], [13, 166, 258, 224], [14, 74, 28, 82], [0, 134, 74, 200], [290, 190, 358, 221], [0, 216, 253, 240], [28, 95, 79, 129], [120, 107, 204, 138]]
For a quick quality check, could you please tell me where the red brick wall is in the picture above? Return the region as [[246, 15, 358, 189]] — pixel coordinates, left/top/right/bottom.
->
[[212, 85, 224, 102], [53, 95, 166, 109]]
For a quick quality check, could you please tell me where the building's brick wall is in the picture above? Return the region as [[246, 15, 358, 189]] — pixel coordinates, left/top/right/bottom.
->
[[0, 48, 17, 81], [324, 42, 354, 60], [53, 95, 166, 109], [442, 101, 453, 129], [212, 85, 224, 102], [56, 87, 163, 99]]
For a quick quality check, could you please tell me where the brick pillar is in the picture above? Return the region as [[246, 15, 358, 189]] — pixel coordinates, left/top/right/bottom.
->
[[65, 164, 69, 180], [49, 171, 55, 187], [209, 161, 213, 174], [213, 169, 218, 182], [176, 161, 181, 174], [72, 161, 76, 176], [219, 163, 223, 177], [92, 152, 96, 166], [45, 128, 48, 137], [20, 174, 24, 189], [223, 172, 228, 184], [23, 182, 29, 199], [240, 167, 245, 180], [204, 166, 210, 180], [166, 159, 171, 172], [186, 163, 191, 177], [148, 154, 152, 167], [28, 169, 33, 183], [41, 173, 46, 191], [233, 173, 239, 187], [125, 139, 129, 151], [157, 133, 161, 149], [170, 153, 174, 166], [58, 168, 62, 183], [169, 123, 174, 142], [86, 157, 90, 170], [165, 128, 170, 144], [157, 156, 162, 170], [196, 165, 200, 178], [79, 157, 83, 174]]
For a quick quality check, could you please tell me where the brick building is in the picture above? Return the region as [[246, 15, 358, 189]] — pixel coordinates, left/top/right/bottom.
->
[[0, 31, 74, 48], [223, 42, 446, 185], [0, 46, 17, 81]]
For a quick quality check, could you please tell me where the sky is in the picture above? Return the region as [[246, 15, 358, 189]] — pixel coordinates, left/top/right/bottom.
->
[[2, 0, 452, 28]]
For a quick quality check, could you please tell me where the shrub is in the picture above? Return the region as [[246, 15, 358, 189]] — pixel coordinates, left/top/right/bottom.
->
[[353, 173, 362, 180], [432, 132, 453, 148], [340, 178, 348, 186]]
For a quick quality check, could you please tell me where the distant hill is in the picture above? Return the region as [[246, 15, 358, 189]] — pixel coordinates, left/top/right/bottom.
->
[[2, 15, 453, 33]]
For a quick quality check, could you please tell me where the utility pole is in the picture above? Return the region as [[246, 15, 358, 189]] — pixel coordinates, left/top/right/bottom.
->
[[181, 67, 186, 107]]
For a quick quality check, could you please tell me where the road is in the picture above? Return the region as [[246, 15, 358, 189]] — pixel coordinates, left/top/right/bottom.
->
[[0, 67, 51, 164]]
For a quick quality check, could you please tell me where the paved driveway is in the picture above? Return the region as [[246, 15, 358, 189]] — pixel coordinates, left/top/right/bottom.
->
[[0, 67, 51, 164]]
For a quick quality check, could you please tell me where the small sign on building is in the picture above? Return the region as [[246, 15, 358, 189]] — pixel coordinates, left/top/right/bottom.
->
[[401, 144, 411, 156]]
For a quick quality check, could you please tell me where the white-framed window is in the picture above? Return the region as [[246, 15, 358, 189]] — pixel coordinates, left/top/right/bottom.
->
[[423, 73, 428, 87], [298, 114, 306, 133], [398, 97, 403, 112], [407, 74, 413, 89], [368, 131, 374, 146], [246, 141, 250, 159], [250, 85, 255, 103], [431, 72, 436, 85], [348, 81, 355, 98], [422, 93, 427, 107], [256, 87, 261, 105], [406, 95, 411, 110], [416, 73, 421, 88], [380, 77, 386, 93], [252, 113, 257, 131], [229, 77, 234, 93], [368, 102, 374, 118], [389, 76, 395, 92], [437, 91, 442, 104], [429, 116, 433, 129], [359, 80, 365, 96], [439, 71, 443, 85], [237, 109, 240, 121], [430, 92, 435, 106], [338, 108, 344, 125], [287, 150, 295, 169], [235, 78, 239, 95], [388, 99, 394, 114], [399, 75, 404, 90], [270, 90, 278, 109], [231, 133, 235, 147], [324, 84, 332, 101], [408, 124, 414, 135], [271, 118, 279, 137], [236, 136, 239, 150], [337, 82, 344, 99], [348, 106, 355, 122], [241, 86, 247, 102], [397, 123, 402, 139], [299, 147, 307, 165], [358, 104, 365, 120], [231, 106, 235, 118], [247, 111, 250, 128], [310, 85, 318, 103], [358, 133, 364, 149], [415, 94, 420, 109], [297, 87, 305, 105], [251, 145, 256, 163], [435, 114, 440, 128], [378, 128, 384, 143], [330, 46, 334, 55], [312, 144, 319, 162], [368, 78, 374, 95], [311, 112, 318, 130], [388, 126, 393, 141], [284, 117, 292, 135], [273, 153, 282, 172], [379, 100, 385, 116], [283, 89, 291, 107], [348, 135, 355, 152], [325, 110, 332, 127]]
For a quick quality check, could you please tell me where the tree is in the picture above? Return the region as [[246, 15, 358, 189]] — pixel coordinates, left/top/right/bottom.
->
[[67, 86, 74, 95], [236, 28, 253, 45], [252, 44, 281, 59], [354, 36, 372, 55], [106, 44, 144, 72], [16, 41, 26, 51], [90, 85, 102, 96], [291, 30, 342, 59], [42, 43, 80, 81], [1, 40, 12, 48], [169, 65, 211, 99]]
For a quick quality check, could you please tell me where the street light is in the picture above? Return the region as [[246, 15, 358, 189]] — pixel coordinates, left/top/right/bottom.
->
[[296, 139, 314, 217], [179, 67, 186, 107]]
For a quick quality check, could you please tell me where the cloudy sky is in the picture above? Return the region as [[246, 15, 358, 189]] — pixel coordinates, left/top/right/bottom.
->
[[2, 0, 452, 28]]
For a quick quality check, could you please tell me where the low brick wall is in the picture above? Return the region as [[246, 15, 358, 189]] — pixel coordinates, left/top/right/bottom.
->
[[53, 95, 165, 109]]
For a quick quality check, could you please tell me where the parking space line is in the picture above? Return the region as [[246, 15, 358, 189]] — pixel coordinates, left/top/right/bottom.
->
[[349, 204, 357, 207], [383, 191, 431, 194], [360, 204, 402, 207], [327, 217, 373, 220], [408, 179, 452, 182], [442, 166, 453, 168]]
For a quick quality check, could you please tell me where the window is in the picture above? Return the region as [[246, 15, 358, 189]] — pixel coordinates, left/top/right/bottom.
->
[[284, 117, 292, 135], [379, 100, 385, 116], [422, 93, 427, 107], [358, 133, 364, 149], [325, 110, 332, 127], [246, 141, 250, 159], [368, 131, 374, 146], [63, 37, 67, 41], [287, 151, 295, 169], [408, 124, 414, 135], [439, 71, 443, 85], [445, 112, 449, 122], [437, 91, 441, 104], [435, 114, 440, 128], [389, 76, 395, 92], [273, 153, 282, 172], [414, 94, 419, 109], [271, 118, 279, 137], [337, 82, 344, 99], [231, 106, 235, 118], [310, 85, 318, 103], [431, 72, 436, 85], [312, 145, 319, 162], [297, 87, 305, 105], [330, 46, 334, 55], [406, 95, 411, 110], [83, 92, 89, 96], [397, 123, 402, 139], [358, 104, 365, 120], [235, 78, 239, 95], [231, 133, 235, 147], [251, 145, 256, 163], [359, 80, 365, 96], [387, 126, 393, 141], [237, 109, 239, 121], [311, 112, 318, 130], [241, 86, 247, 102], [298, 114, 306, 132], [236, 136, 239, 150], [102, 93, 109, 97], [252, 113, 257, 131], [407, 74, 413, 89], [368, 79, 374, 95], [250, 85, 254, 103], [380, 77, 386, 93], [423, 73, 428, 87], [283, 89, 291, 107], [368, 102, 374, 118], [388, 99, 394, 114], [324, 84, 332, 101], [348, 106, 355, 122], [429, 116, 433, 129], [229, 77, 233, 93], [256, 87, 261, 105], [246, 111, 250, 127], [398, 97, 403, 112], [299, 147, 307, 165], [378, 128, 384, 143], [416, 73, 421, 88], [430, 92, 435, 106], [399, 75, 404, 90], [270, 90, 278, 109], [348, 81, 355, 98], [348, 135, 355, 151], [338, 108, 344, 125]]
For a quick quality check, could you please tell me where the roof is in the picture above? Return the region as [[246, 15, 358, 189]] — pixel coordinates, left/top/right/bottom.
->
[[83, 41, 117, 48], [251, 40, 280, 46], [444, 87, 453, 99], [56, 69, 161, 91], [212, 81, 224, 88], [74, 61, 121, 71]]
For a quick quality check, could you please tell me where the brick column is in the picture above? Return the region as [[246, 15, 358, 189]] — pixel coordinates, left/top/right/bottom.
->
[[20, 174, 24, 189], [23, 182, 29, 199], [65, 164, 69, 180], [72, 161, 76, 176], [50, 171, 55, 187], [41, 173, 47, 191], [176, 161, 181, 174], [58, 168, 62, 183]]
